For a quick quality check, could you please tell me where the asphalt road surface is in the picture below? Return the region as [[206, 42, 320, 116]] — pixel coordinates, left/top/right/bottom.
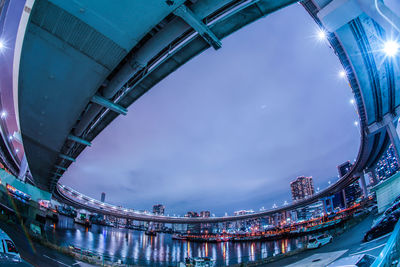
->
[[267, 214, 390, 266], [0, 221, 95, 267]]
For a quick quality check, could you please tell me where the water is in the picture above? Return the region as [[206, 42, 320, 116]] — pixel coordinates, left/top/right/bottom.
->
[[45, 216, 307, 266]]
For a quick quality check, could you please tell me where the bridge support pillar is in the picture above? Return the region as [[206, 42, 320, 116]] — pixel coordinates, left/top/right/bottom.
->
[[359, 172, 368, 198], [18, 154, 28, 182], [342, 189, 348, 208], [367, 168, 379, 186], [321, 196, 335, 214]]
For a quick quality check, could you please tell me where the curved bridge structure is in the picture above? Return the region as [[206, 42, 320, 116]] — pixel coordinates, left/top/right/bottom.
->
[[1, 0, 399, 222]]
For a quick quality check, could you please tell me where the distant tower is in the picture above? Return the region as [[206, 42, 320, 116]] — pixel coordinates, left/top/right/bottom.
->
[[290, 176, 314, 201], [200, 211, 211, 217], [337, 161, 352, 177], [101, 192, 106, 202], [153, 204, 165, 215]]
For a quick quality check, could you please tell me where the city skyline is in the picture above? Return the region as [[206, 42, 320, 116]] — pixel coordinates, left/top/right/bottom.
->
[[60, 4, 361, 216]]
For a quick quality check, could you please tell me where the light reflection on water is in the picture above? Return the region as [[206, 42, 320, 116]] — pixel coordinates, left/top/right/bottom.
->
[[45, 216, 306, 266]]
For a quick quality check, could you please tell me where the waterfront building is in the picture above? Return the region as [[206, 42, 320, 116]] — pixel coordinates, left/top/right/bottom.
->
[[336, 161, 362, 206], [344, 182, 362, 206], [296, 201, 324, 220], [100, 192, 105, 202], [151, 204, 165, 230], [290, 176, 314, 201]]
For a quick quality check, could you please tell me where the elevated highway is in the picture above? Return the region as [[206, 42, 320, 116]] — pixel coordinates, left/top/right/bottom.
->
[[53, 165, 363, 224], [0, 0, 399, 222]]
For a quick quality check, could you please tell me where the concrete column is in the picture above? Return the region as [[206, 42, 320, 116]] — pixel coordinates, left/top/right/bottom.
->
[[18, 154, 28, 182], [359, 172, 368, 198], [342, 189, 348, 208], [385, 117, 400, 163], [368, 168, 379, 186]]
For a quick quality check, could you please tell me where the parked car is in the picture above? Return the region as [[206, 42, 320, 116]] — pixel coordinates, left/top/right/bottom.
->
[[327, 254, 376, 267], [363, 213, 398, 242], [0, 229, 21, 261], [354, 209, 368, 217], [307, 234, 332, 249], [391, 194, 400, 206], [366, 204, 377, 213], [383, 200, 400, 216]]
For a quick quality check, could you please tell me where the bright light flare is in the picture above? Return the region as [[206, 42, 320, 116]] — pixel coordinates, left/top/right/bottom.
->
[[0, 111, 6, 119], [350, 99, 355, 104], [354, 121, 359, 126], [0, 40, 4, 51], [339, 70, 346, 78], [383, 40, 399, 57], [317, 29, 327, 40]]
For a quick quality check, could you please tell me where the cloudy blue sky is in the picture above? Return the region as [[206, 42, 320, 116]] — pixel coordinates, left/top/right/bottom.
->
[[60, 3, 361, 216]]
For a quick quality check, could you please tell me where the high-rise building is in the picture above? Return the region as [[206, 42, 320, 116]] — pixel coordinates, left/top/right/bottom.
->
[[290, 176, 314, 201], [152, 204, 165, 215], [101, 192, 106, 202], [199, 211, 210, 217], [376, 144, 399, 180], [337, 161, 352, 177], [344, 182, 362, 206]]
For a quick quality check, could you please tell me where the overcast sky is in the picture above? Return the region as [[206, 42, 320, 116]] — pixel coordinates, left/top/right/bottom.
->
[[60, 3, 361, 216]]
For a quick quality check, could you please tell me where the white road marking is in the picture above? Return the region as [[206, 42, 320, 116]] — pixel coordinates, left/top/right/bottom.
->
[[349, 243, 386, 256], [285, 250, 348, 267], [360, 232, 391, 246], [43, 254, 71, 267]]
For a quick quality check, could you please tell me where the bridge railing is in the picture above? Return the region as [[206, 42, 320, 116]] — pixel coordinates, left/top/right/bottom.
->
[[371, 220, 400, 267]]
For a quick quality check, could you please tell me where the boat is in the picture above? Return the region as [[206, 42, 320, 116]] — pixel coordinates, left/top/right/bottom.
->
[[181, 257, 214, 267], [74, 209, 91, 227], [172, 234, 187, 240], [145, 230, 157, 236]]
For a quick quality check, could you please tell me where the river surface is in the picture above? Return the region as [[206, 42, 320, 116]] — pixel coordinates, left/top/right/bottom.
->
[[45, 216, 308, 266]]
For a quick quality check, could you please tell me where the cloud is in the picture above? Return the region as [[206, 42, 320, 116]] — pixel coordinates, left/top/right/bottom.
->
[[60, 4, 360, 216]]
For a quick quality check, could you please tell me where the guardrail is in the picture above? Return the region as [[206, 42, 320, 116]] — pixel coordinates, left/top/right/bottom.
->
[[372, 220, 400, 267]]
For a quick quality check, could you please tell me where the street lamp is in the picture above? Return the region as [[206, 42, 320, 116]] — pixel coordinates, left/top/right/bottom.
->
[[339, 70, 346, 78]]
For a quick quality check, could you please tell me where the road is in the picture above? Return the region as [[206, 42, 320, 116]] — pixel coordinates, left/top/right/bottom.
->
[[0, 221, 95, 267], [266, 213, 389, 266]]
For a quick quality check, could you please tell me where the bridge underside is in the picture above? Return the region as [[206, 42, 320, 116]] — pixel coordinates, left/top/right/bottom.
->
[[18, 0, 298, 192], [16, 0, 400, 197]]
